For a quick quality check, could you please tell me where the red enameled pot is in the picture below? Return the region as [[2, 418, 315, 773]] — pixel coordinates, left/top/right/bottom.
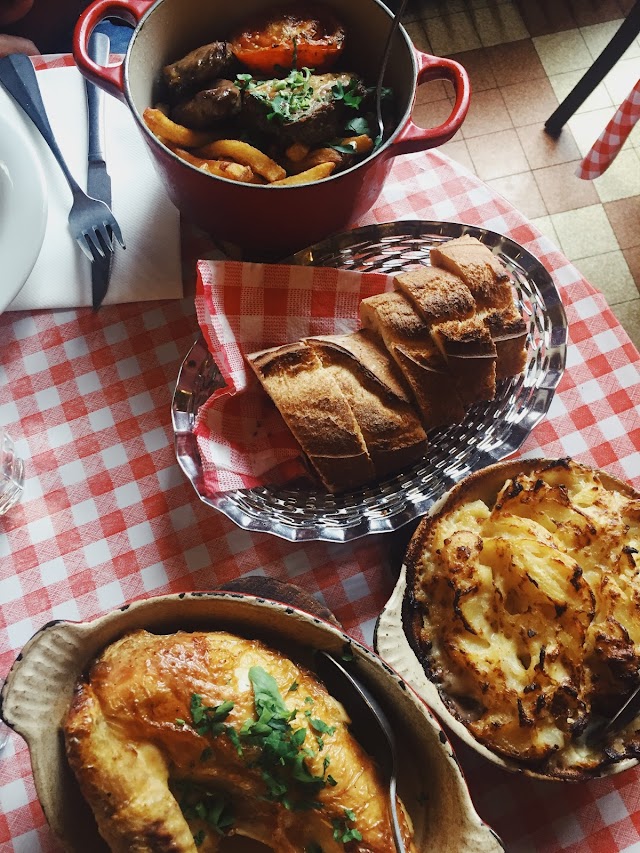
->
[[74, 0, 470, 257]]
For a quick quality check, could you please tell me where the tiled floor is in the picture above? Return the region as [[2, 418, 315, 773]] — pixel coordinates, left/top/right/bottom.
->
[[403, 0, 640, 350]]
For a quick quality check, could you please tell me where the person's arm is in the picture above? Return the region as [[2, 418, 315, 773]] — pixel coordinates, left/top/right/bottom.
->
[[0, 33, 38, 56]]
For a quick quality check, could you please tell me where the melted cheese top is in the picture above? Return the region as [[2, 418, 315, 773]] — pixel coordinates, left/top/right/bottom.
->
[[415, 461, 640, 775]]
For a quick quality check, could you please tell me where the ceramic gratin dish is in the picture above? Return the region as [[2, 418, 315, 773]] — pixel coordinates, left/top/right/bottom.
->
[[1, 591, 502, 852], [376, 458, 640, 783]]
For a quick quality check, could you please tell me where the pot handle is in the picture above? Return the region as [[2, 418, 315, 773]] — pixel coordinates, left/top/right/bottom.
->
[[389, 51, 470, 156], [73, 0, 154, 102]]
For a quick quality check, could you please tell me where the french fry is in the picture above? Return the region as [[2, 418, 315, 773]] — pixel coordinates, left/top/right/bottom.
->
[[289, 147, 343, 174], [284, 142, 310, 163], [170, 145, 254, 182], [337, 134, 374, 154], [142, 108, 214, 148], [168, 145, 210, 168], [270, 162, 336, 186], [196, 139, 286, 182], [203, 161, 255, 182]]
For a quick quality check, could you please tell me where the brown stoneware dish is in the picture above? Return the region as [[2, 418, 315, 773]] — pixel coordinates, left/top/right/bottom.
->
[[1, 591, 502, 852]]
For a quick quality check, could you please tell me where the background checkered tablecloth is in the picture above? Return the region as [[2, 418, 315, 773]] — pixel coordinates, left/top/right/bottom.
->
[[1, 56, 640, 853]]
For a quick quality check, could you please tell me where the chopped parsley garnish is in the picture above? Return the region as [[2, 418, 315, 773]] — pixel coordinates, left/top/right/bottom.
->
[[345, 116, 370, 136], [341, 644, 355, 663], [190, 694, 234, 737], [309, 717, 336, 735], [306, 844, 323, 853], [236, 67, 317, 122], [175, 782, 234, 843], [239, 666, 332, 811], [235, 68, 365, 124], [332, 808, 363, 844], [331, 77, 364, 109], [330, 142, 358, 154], [179, 668, 360, 842]]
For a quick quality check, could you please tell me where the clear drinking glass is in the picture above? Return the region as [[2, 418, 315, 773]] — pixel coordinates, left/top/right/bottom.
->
[[0, 428, 24, 515]]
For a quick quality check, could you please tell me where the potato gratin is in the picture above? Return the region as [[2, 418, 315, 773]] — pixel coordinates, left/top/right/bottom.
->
[[407, 458, 640, 779], [64, 630, 416, 852]]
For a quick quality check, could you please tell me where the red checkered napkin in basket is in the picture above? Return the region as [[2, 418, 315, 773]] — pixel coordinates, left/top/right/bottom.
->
[[194, 260, 394, 494]]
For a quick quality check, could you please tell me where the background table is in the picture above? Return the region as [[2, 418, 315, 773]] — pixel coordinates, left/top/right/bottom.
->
[[1, 69, 640, 852]]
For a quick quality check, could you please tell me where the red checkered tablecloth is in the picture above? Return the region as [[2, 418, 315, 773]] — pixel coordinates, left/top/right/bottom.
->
[[578, 79, 640, 179], [1, 55, 640, 853]]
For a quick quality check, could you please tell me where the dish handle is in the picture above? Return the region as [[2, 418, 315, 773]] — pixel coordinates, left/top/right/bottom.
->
[[388, 51, 471, 156], [73, 0, 154, 102], [0, 619, 89, 742]]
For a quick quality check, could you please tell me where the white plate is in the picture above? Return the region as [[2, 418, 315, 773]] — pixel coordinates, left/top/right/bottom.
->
[[0, 110, 47, 312]]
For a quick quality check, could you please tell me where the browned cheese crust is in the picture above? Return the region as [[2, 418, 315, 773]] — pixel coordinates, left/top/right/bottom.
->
[[406, 458, 640, 779], [64, 630, 417, 853]]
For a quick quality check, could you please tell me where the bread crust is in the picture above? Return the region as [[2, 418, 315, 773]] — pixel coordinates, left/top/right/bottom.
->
[[360, 292, 466, 428], [247, 341, 375, 492], [481, 305, 528, 379], [430, 316, 497, 405], [394, 265, 475, 325], [306, 332, 428, 477], [429, 235, 512, 310]]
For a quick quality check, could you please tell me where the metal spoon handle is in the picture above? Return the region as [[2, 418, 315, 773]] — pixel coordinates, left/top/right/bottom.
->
[[389, 775, 404, 852], [316, 652, 406, 853], [375, 0, 410, 143]]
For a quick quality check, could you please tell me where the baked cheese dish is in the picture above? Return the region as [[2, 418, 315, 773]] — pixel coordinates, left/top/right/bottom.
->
[[407, 458, 640, 779], [64, 630, 416, 851]]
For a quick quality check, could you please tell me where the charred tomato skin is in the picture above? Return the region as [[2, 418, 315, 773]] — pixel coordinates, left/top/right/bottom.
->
[[230, 3, 346, 75]]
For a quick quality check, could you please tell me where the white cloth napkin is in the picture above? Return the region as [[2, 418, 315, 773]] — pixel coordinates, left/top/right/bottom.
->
[[1, 64, 182, 309]]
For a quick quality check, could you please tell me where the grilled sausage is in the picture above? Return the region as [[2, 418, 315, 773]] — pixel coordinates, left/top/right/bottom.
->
[[163, 40, 236, 100], [171, 80, 242, 129]]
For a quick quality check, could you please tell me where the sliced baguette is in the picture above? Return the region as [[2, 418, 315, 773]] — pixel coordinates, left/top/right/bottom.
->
[[394, 265, 496, 405], [306, 331, 428, 477], [481, 304, 528, 379], [360, 292, 466, 428], [246, 342, 375, 493], [430, 235, 513, 310], [430, 316, 497, 405], [394, 265, 475, 324]]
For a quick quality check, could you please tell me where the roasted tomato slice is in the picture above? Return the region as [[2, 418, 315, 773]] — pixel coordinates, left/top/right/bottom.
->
[[230, 3, 346, 75]]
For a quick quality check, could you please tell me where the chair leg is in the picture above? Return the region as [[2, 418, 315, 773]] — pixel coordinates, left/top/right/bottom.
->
[[544, 0, 640, 138]]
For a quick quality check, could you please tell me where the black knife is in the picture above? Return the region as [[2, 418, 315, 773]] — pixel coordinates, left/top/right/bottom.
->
[[86, 31, 113, 309]]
